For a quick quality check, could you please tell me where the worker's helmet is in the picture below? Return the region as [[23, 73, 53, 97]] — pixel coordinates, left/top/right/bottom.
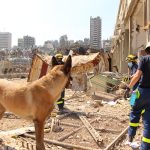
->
[[126, 54, 137, 62], [55, 53, 63, 59]]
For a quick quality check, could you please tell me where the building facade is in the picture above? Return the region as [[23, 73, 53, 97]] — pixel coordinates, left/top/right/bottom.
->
[[52, 40, 59, 49], [18, 35, 35, 49], [102, 39, 112, 52], [44, 41, 53, 49], [84, 38, 90, 46], [0, 32, 12, 50], [59, 35, 68, 50], [90, 16, 102, 50], [23, 36, 35, 49], [18, 38, 24, 49], [112, 0, 150, 73]]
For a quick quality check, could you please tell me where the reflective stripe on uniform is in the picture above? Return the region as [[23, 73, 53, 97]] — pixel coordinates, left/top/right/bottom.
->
[[142, 137, 150, 143], [129, 122, 139, 127], [57, 101, 63, 104], [136, 89, 140, 98], [141, 109, 145, 114]]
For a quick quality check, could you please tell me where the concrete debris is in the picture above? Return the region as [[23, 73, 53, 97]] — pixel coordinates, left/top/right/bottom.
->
[[102, 101, 117, 106], [125, 141, 140, 149], [91, 100, 103, 108], [115, 89, 125, 96], [92, 91, 121, 101]]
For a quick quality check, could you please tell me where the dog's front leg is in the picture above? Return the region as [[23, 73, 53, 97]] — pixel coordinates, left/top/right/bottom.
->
[[34, 119, 45, 150]]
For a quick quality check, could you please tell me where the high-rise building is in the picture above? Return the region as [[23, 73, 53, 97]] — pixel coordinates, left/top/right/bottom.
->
[[84, 38, 90, 45], [18, 35, 35, 49], [0, 32, 12, 49], [18, 38, 24, 49], [52, 40, 59, 49], [90, 16, 102, 50], [44, 40, 54, 49], [59, 35, 68, 49], [23, 35, 35, 49]]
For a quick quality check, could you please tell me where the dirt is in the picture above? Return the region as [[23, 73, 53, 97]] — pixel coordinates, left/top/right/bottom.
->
[[0, 79, 143, 150]]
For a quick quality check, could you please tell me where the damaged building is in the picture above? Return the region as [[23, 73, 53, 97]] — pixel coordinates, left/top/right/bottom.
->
[[0, 57, 31, 78], [112, 0, 150, 73]]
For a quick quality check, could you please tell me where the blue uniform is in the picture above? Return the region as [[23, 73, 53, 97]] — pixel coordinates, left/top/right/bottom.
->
[[56, 60, 65, 110], [129, 55, 150, 150], [130, 62, 138, 76], [129, 62, 139, 90]]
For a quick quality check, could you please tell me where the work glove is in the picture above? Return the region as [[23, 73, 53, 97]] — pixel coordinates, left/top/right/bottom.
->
[[123, 76, 131, 83], [124, 86, 131, 100]]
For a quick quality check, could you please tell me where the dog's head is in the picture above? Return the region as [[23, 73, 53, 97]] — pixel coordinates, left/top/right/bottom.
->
[[51, 55, 72, 88]]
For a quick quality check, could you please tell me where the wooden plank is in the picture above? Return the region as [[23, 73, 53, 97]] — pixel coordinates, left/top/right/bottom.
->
[[0, 127, 35, 137], [58, 117, 102, 141], [0, 126, 51, 137], [104, 126, 129, 150], [56, 112, 73, 120], [24, 133, 100, 150], [92, 91, 121, 101], [46, 120, 120, 133], [78, 115, 103, 146]]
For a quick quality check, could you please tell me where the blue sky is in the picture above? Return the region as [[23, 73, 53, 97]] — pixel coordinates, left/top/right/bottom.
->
[[0, 0, 119, 46]]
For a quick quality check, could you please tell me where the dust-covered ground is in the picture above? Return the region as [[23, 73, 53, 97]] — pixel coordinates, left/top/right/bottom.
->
[[0, 79, 143, 150]]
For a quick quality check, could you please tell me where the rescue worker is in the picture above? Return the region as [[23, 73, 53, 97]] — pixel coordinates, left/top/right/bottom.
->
[[125, 54, 138, 91], [55, 53, 65, 113], [124, 42, 150, 150]]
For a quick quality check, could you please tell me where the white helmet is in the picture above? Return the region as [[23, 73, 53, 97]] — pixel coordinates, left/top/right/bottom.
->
[[145, 42, 150, 49]]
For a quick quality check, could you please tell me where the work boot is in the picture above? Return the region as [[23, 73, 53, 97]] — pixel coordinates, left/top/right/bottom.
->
[[128, 135, 134, 142], [57, 108, 65, 115], [125, 135, 134, 146]]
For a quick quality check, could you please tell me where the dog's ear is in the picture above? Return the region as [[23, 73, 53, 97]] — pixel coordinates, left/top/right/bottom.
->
[[51, 56, 59, 67], [63, 55, 72, 75]]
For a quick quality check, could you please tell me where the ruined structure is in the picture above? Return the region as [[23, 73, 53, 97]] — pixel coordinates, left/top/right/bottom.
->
[[112, 0, 150, 73], [0, 58, 31, 78], [28, 53, 109, 91]]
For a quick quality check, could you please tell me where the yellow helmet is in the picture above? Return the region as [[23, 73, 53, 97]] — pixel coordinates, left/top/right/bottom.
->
[[126, 54, 137, 62], [55, 53, 63, 59]]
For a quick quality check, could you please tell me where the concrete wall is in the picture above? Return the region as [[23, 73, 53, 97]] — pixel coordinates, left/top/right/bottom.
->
[[112, 0, 150, 73]]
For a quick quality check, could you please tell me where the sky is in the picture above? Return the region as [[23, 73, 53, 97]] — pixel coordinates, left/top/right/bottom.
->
[[0, 0, 120, 46]]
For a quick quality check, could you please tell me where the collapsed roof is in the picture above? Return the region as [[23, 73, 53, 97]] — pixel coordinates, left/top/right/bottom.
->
[[28, 52, 109, 82]]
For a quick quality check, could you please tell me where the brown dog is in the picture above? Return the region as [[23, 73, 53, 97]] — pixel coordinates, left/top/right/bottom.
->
[[0, 55, 72, 150]]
